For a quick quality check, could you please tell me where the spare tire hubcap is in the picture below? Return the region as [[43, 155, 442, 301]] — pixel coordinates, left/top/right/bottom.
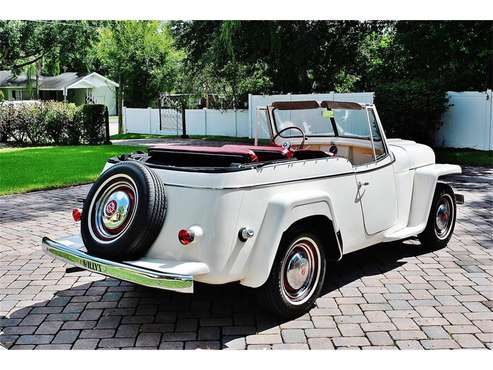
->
[[102, 190, 132, 231], [92, 179, 137, 242]]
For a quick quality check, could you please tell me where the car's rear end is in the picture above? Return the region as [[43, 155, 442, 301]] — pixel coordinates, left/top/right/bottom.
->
[[42, 144, 287, 293]]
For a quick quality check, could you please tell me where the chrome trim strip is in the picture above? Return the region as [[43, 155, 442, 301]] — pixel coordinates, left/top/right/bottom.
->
[[42, 237, 193, 293]]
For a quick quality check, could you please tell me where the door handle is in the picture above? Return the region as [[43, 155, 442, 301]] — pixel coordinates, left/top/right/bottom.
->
[[358, 181, 370, 188]]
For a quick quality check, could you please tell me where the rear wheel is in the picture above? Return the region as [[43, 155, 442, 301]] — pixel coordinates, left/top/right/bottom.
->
[[81, 161, 167, 260], [257, 229, 326, 318], [418, 184, 456, 249]]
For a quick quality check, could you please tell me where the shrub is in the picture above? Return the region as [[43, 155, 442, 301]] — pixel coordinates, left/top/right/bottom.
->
[[77, 104, 108, 144], [0, 102, 43, 145], [374, 79, 449, 146], [43, 102, 79, 144], [0, 102, 108, 146]]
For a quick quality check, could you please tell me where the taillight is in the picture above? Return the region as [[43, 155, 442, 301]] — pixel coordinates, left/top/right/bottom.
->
[[178, 229, 194, 245], [72, 208, 81, 222]]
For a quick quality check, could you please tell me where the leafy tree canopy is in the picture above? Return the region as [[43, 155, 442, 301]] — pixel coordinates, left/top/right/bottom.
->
[[90, 21, 184, 108], [1, 19, 491, 131], [173, 21, 380, 97], [0, 20, 102, 74]]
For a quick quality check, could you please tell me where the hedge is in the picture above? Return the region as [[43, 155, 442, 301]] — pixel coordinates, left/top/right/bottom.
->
[[0, 102, 109, 146], [374, 79, 449, 146]]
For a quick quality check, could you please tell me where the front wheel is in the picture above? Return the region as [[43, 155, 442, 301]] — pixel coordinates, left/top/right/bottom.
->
[[257, 229, 326, 318], [418, 184, 457, 249]]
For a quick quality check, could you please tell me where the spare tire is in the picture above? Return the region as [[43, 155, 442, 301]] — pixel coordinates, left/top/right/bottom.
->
[[81, 161, 167, 260]]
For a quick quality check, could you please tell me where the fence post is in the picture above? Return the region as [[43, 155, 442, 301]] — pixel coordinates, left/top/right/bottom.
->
[[123, 106, 127, 133], [488, 89, 493, 151], [204, 108, 208, 136], [248, 93, 252, 138], [104, 107, 110, 144], [148, 107, 152, 134], [235, 110, 238, 137]]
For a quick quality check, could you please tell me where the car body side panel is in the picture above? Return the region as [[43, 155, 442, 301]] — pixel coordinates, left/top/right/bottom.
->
[[383, 163, 461, 241], [355, 159, 398, 235], [239, 190, 338, 288], [239, 170, 385, 287], [408, 163, 462, 229], [139, 157, 364, 286], [391, 168, 415, 231]]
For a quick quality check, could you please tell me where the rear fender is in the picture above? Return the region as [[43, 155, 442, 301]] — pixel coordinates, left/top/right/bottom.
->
[[240, 190, 339, 288], [408, 164, 461, 229]]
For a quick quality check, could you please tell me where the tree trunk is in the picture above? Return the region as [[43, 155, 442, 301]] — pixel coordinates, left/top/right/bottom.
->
[[35, 70, 39, 100]]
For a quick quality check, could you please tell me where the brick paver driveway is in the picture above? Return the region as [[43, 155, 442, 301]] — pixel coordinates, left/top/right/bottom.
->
[[1, 167, 492, 350]]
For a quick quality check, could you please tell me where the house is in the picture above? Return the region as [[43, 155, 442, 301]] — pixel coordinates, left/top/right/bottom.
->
[[0, 71, 119, 115]]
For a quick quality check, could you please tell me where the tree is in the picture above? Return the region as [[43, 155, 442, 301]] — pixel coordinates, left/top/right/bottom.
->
[[173, 21, 378, 97], [394, 21, 492, 91], [91, 21, 183, 132], [358, 21, 493, 91], [172, 21, 272, 108], [0, 20, 102, 102], [356, 21, 493, 144], [0, 20, 101, 73]]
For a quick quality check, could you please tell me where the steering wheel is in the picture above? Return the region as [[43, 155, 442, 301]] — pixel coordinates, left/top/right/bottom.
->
[[273, 126, 306, 149]]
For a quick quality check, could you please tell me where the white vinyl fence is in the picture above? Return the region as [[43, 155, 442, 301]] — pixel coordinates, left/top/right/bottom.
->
[[123, 92, 375, 139], [124, 107, 249, 137], [123, 91, 492, 151], [435, 90, 493, 151]]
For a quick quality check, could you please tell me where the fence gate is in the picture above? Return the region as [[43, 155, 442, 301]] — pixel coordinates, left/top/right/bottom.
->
[[159, 107, 182, 135], [159, 94, 184, 135]]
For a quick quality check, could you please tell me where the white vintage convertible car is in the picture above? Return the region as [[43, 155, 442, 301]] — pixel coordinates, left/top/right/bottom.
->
[[42, 100, 463, 317]]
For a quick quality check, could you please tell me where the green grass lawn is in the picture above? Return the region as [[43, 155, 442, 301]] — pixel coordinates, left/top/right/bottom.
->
[[0, 145, 144, 196], [435, 148, 493, 167]]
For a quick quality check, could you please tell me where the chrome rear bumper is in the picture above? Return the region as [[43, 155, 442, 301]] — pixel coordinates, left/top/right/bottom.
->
[[42, 237, 193, 293]]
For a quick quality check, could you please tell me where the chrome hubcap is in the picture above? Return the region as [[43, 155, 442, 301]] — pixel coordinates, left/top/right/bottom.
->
[[435, 194, 453, 239], [91, 179, 138, 242], [102, 191, 132, 231], [286, 252, 310, 290], [281, 238, 321, 305]]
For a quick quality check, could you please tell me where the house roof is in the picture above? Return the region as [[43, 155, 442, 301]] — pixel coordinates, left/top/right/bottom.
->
[[0, 71, 119, 90], [0, 70, 30, 87], [39, 72, 84, 90]]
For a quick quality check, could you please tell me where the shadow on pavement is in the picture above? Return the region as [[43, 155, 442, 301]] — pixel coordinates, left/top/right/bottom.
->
[[0, 239, 439, 350]]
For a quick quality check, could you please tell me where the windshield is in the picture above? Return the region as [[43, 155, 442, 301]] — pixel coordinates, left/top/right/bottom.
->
[[273, 107, 371, 139]]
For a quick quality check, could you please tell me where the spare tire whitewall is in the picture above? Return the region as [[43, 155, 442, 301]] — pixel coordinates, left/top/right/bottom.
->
[[81, 161, 167, 260], [88, 174, 139, 244]]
